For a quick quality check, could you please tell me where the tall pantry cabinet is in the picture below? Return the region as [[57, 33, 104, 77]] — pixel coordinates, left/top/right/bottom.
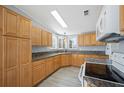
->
[[0, 6, 32, 87], [0, 6, 4, 86]]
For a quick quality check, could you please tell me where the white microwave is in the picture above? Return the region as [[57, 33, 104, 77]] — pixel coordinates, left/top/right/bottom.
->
[[96, 5, 124, 42]]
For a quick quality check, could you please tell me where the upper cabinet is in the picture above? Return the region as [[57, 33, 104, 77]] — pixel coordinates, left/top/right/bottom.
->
[[19, 16, 31, 39], [47, 32, 52, 47], [0, 6, 4, 35], [0, 6, 31, 38], [31, 26, 41, 45], [31, 26, 52, 47], [4, 8, 19, 37], [120, 5, 124, 34], [78, 33, 105, 46], [41, 30, 47, 46], [96, 5, 124, 42]]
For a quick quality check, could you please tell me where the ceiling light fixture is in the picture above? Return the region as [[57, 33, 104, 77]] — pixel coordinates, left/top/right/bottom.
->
[[51, 10, 67, 28]]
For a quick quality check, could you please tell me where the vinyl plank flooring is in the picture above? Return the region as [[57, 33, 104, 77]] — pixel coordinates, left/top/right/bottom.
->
[[37, 67, 81, 87]]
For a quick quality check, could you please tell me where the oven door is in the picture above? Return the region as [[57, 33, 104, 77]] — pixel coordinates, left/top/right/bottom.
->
[[78, 64, 83, 83], [78, 63, 86, 86]]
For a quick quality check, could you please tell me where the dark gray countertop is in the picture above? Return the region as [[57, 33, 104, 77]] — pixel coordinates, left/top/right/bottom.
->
[[32, 51, 106, 62]]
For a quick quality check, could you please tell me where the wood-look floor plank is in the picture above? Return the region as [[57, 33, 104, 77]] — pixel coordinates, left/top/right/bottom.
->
[[37, 67, 81, 87]]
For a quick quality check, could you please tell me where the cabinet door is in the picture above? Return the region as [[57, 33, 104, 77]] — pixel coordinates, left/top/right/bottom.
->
[[0, 36, 3, 86], [31, 26, 41, 45], [19, 39, 32, 87], [61, 55, 70, 66], [48, 32, 52, 47], [0, 6, 4, 35], [120, 5, 124, 32], [40, 62, 46, 80], [84, 34, 91, 46], [32, 62, 42, 85], [4, 37, 19, 87], [4, 8, 18, 37], [41, 30, 47, 46], [78, 55, 85, 66], [19, 16, 31, 39], [78, 34, 82, 46], [90, 33, 96, 46], [78, 34, 84, 46], [71, 54, 78, 66], [20, 64, 32, 87]]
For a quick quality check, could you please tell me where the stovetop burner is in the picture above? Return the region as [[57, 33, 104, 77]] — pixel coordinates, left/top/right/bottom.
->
[[85, 63, 124, 84]]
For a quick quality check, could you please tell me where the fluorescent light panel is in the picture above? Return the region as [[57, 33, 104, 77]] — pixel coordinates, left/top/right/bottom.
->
[[51, 10, 67, 28]]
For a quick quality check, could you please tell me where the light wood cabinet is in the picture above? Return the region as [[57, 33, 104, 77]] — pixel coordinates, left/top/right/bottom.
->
[[0, 6, 4, 35], [0, 36, 3, 86], [61, 54, 71, 67], [4, 8, 19, 37], [53, 55, 61, 71], [31, 26, 41, 45], [48, 32, 52, 47], [71, 54, 85, 67], [32, 60, 46, 85], [19, 39, 32, 87], [0, 6, 32, 87], [41, 30, 47, 46], [41, 29, 52, 47], [91, 33, 106, 46], [78, 33, 105, 46], [4, 36, 19, 87], [78, 34, 83, 46], [120, 5, 124, 34], [83, 33, 91, 46], [19, 16, 31, 39]]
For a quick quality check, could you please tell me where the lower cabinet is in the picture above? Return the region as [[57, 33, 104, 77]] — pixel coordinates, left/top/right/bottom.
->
[[53, 55, 61, 71], [32, 54, 108, 86], [32, 60, 46, 85], [45, 58, 54, 76], [61, 54, 71, 67], [71, 54, 85, 67]]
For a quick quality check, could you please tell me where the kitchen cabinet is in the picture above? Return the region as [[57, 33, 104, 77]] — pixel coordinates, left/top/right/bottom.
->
[[0, 36, 3, 86], [83, 33, 91, 46], [45, 58, 54, 76], [31, 26, 41, 45], [71, 54, 85, 67], [4, 8, 19, 37], [78, 34, 84, 46], [19, 16, 31, 39], [78, 33, 105, 46], [41, 29, 52, 47], [0, 6, 32, 87], [120, 5, 124, 34], [61, 54, 71, 67], [0, 6, 31, 38], [4, 36, 19, 87], [41, 30, 47, 46], [77, 54, 85, 66], [47, 32, 52, 47], [19, 39, 32, 87], [53, 55, 61, 71], [91, 33, 106, 46], [0, 6, 4, 35], [32, 61, 42, 85], [32, 60, 46, 85]]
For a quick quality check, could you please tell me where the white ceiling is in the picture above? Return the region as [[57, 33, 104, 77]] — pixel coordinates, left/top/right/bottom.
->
[[15, 5, 102, 35]]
